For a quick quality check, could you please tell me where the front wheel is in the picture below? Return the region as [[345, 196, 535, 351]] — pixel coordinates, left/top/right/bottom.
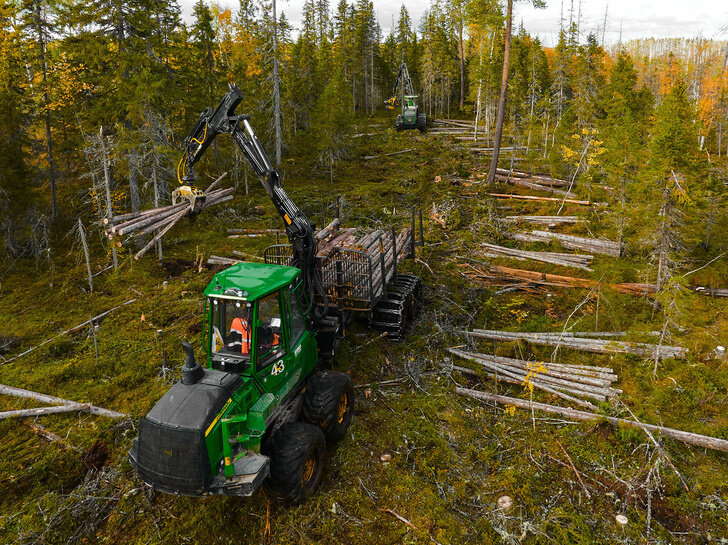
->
[[266, 422, 326, 504], [303, 371, 355, 442]]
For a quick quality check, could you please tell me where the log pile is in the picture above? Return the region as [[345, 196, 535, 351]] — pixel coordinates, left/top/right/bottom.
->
[[429, 118, 474, 135], [460, 264, 652, 295], [509, 230, 622, 257], [462, 263, 728, 299], [104, 175, 234, 260], [495, 168, 570, 187], [493, 168, 575, 197], [480, 242, 593, 271], [463, 329, 686, 359], [448, 348, 620, 409]]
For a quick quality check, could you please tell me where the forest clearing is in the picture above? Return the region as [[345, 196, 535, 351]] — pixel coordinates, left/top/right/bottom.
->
[[1, 0, 728, 542]]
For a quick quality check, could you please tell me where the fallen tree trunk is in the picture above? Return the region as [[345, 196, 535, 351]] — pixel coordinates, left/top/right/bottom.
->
[[485, 193, 598, 206], [456, 388, 728, 453], [0, 404, 91, 420], [0, 384, 127, 418], [500, 216, 583, 226]]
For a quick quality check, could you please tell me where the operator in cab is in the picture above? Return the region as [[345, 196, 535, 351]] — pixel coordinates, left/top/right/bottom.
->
[[228, 316, 251, 355]]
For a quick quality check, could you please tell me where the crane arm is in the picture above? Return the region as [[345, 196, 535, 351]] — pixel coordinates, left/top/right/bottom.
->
[[179, 84, 327, 323]]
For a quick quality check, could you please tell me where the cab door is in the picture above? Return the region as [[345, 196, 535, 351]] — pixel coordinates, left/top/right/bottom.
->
[[254, 291, 296, 400]]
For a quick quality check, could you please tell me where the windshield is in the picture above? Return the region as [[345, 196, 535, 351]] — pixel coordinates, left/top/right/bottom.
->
[[209, 297, 253, 358]]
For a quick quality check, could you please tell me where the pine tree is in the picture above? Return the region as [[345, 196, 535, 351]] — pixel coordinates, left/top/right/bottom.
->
[[312, 69, 352, 182], [18, 0, 58, 218], [572, 33, 606, 128], [599, 50, 652, 247], [646, 60, 696, 296], [0, 0, 33, 254]]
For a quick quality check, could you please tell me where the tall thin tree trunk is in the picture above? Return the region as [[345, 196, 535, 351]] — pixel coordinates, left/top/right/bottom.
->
[[128, 149, 141, 213], [370, 42, 374, 115], [152, 161, 162, 260], [35, 0, 58, 219], [487, 0, 513, 185], [458, 22, 465, 109], [99, 128, 118, 270], [474, 80, 482, 141], [272, 0, 282, 167], [77, 218, 93, 293]]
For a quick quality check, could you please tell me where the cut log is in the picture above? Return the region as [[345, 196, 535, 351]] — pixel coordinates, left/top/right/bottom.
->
[[363, 148, 416, 160], [208, 255, 240, 266], [0, 404, 91, 420], [133, 208, 188, 260], [456, 388, 728, 453], [315, 218, 341, 240], [452, 365, 598, 409], [448, 349, 618, 399]]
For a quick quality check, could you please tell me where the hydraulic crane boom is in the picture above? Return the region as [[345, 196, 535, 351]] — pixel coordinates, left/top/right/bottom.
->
[[392, 63, 415, 99], [179, 83, 327, 322]]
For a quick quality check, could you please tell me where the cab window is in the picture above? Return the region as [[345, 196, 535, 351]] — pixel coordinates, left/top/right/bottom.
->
[[257, 292, 284, 368], [209, 298, 252, 358], [288, 283, 306, 347]]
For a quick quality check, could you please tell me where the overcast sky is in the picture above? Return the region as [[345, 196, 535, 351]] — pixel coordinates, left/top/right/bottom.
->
[[179, 0, 728, 47]]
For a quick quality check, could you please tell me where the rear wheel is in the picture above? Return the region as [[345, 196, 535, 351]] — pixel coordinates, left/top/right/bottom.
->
[[417, 113, 427, 132], [396, 115, 403, 131], [303, 371, 355, 442], [266, 422, 326, 504]]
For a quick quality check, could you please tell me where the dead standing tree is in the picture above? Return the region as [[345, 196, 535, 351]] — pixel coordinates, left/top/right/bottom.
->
[[486, 0, 545, 184], [82, 127, 119, 270], [486, 0, 513, 185], [139, 110, 175, 260], [67, 218, 93, 293]]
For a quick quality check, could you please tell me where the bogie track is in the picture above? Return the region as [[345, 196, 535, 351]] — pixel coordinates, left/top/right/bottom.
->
[[369, 274, 421, 341]]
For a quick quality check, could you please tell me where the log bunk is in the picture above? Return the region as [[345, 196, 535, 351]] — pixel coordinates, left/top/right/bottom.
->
[[213, 216, 418, 313]]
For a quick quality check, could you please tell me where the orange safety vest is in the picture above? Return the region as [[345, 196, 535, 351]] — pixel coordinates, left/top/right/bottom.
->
[[230, 317, 251, 355]]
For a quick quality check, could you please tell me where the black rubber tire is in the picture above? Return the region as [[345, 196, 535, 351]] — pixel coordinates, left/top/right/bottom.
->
[[396, 115, 403, 131], [302, 371, 355, 442], [417, 113, 427, 132], [267, 422, 326, 504]]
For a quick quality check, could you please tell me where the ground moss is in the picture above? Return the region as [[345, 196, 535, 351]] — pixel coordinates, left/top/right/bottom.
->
[[1, 114, 728, 543]]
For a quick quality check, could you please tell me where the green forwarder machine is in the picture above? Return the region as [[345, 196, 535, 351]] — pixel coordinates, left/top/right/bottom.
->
[[129, 84, 421, 503], [386, 63, 426, 132]]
